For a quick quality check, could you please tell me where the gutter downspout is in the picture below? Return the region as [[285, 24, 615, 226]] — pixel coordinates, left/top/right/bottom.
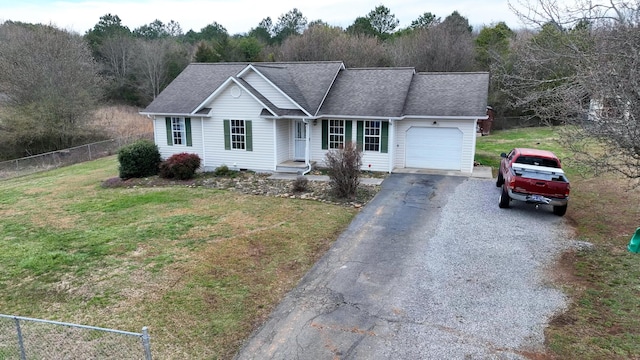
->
[[302, 119, 312, 175]]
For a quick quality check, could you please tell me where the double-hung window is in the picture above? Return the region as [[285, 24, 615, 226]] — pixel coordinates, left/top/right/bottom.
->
[[165, 117, 192, 146], [223, 119, 253, 151], [328, 120, 345, 149], [171, 117, 185, 145], [230, 119, 246, 150], [364, 121, 381, 151]]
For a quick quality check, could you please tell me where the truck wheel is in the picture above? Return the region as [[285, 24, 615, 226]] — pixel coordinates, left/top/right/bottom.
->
[[496, 172, 504, 187], [499, 186, 510, 208], [553, 204, 567, 216]]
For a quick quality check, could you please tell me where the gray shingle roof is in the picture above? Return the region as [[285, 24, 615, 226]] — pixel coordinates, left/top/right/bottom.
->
[[403, 72, 490, 117], [252, 62, 343, 114], [142, 62, 489, 119], [143, 63, 248, 114], [317, 68, 416, 117]]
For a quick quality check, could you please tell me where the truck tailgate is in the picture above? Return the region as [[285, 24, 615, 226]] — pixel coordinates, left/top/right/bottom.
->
[[511, 164, 569, 198]]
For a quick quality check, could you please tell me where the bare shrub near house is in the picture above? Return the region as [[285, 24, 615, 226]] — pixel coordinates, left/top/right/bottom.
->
[[324, 142, 362, 199]]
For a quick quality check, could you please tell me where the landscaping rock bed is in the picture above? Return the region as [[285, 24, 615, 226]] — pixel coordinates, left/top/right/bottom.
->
[[103, 172, 382, 208]]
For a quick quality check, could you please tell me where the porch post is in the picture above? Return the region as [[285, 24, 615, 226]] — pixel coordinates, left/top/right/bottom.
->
[[272, 119, 278, 171], [388, 118, 395, 173], [304, 119, 311, 168]]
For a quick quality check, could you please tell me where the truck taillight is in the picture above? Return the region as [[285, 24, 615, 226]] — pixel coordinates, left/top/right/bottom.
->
[[508, 177, 516, 189]]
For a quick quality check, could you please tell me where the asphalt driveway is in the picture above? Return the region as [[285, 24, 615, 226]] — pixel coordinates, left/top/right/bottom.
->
[[235, 173, 571, 359]]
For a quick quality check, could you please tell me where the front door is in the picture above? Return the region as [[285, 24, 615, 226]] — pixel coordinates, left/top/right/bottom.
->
[[294, 120, 306, 161]]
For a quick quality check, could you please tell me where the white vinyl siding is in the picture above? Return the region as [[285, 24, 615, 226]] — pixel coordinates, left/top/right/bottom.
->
[[275, 120, 290, 164], [201, 84, 274, 171], [154, 117, 204, 160]]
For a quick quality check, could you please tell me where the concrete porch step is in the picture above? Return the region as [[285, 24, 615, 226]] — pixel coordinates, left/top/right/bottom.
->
[[276, 160, 315, 174]]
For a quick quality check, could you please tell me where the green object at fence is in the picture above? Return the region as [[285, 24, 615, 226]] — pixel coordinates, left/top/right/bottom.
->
[[628, 227, 640, 253]]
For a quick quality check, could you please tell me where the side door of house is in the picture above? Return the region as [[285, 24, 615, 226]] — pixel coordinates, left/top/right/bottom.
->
[[294, 120, 306, 161]]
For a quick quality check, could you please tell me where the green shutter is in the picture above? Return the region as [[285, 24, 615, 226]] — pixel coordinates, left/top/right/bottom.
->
[[185, 118, 192, 147], [245, 120, 253, 151], [356, 121, 364, 151], [381, 121, 389, 153], [165, 117, 172, 146], [345, 120, 352, 145], [322, 120, 328, 150], [223, 120, 231, 150]]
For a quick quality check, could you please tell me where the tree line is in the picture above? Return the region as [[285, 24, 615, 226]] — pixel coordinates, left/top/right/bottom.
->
[[1, 1, 638, 183]]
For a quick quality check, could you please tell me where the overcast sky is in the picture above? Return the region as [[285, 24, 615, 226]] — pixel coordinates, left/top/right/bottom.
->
[[0, 0, 525, 35]]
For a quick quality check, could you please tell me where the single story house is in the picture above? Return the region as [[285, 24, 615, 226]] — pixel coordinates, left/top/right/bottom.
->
[[141, 61, 489, 174]]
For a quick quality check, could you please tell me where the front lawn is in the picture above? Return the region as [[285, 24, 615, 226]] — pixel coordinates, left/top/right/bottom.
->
[[0, 156, 357, 359]]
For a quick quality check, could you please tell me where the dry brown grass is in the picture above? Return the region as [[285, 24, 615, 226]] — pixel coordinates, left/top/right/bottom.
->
[[89, 105, 153, 138]]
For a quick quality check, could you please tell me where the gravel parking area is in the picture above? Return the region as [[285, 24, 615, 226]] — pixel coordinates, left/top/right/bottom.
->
[[236, 174, 572, 359]]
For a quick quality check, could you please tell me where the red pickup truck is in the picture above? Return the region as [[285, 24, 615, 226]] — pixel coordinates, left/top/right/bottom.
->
[[496, 148, 570, 216]]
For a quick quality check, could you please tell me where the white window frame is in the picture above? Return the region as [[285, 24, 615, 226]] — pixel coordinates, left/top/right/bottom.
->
[[364, 120, 381, 152], [230, 119, 246, 150], [329, 120, 344, 149], [171, 117, 185, 145]]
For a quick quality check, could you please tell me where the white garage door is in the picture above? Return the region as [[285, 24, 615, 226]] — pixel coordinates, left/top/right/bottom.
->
[[406, 127, 463, 170]]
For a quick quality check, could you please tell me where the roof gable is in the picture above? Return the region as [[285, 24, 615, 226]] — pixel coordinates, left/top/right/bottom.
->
[[142, 63, 247, 114], [249, 62, 344, 114]]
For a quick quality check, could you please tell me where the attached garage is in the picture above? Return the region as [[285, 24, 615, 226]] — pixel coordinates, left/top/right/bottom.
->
[[405, 127, 464, 171]]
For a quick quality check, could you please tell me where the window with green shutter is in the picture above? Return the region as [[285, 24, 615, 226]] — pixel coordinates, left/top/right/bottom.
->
[[356, 120, 386, 153], [165, 117, 192, 146], [223, 119, 252, 151], [324, 120, 350, 149]]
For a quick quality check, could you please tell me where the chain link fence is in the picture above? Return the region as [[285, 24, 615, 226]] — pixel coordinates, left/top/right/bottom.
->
[[0, 133, 153, 180], [0, 314, 151, 360]]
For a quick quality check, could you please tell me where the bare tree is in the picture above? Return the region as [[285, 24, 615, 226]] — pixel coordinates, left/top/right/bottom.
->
[[100, 34, 135, 90], [0, 22, 103, 158], [134, 38, 175, 102], [275, 25, 390, 67], [388, 22, 476, 71], [278, 24, 343, 61], [505, 0, 640, 183]]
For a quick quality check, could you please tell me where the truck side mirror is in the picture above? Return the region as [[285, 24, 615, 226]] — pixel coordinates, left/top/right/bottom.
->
[[500, 152, 507, 158]]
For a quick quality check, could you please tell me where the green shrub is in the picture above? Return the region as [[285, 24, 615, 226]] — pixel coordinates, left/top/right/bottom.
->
[[159, 153, 201, 180], [213, 164, 236, 177], [117, 140, 161, 179]]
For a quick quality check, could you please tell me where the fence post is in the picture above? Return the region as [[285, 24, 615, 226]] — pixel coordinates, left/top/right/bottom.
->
[[88, 144, 92, 161], [142, 326, 152, 360], [14, 317, 27, 360]]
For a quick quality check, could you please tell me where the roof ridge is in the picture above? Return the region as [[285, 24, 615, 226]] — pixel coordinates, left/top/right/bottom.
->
[[415, 71, 490, 75], [346, 67, 415, 71]]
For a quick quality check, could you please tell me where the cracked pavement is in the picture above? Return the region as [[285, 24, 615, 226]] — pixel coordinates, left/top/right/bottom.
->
[[234, 173, 570, 359]]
